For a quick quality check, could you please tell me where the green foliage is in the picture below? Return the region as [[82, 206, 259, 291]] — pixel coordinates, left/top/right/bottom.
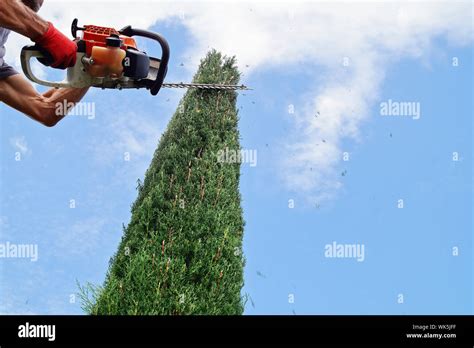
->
[[85, 50, 246, 315]]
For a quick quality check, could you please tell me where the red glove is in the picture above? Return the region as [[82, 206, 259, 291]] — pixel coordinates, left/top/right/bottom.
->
[[34, 22, 77, 69]]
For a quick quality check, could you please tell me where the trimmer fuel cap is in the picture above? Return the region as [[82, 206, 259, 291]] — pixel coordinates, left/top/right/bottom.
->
[[106, 35, 122, 47]]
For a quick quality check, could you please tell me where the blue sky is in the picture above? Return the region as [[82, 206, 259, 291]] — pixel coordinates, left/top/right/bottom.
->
[[0, 1, 472, 315]]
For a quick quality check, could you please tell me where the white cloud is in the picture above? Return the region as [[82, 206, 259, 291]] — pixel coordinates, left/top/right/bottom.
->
[[54, 217, 107, 256], [87, 105, 163, 168], [0, 216, 10, 240], [0, 216, 8, 230], [0, 299, 37, 315], [5, 0, 473, 202], [9, 136, 30, 156]]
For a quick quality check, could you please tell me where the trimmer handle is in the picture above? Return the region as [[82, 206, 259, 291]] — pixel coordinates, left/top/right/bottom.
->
[[119, 26, 170, 96], [20, 45, 72, 88], [21, 45, 94, 89]]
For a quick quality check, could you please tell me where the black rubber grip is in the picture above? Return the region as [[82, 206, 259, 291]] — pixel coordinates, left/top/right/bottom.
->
[[23, 45, 54, 67], [119, 26, 170, 96]]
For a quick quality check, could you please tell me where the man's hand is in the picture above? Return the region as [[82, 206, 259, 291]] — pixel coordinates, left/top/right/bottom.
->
[[0, 74, 89, 127], [0, 0, 76, 69], [34, 22, 77, 69]]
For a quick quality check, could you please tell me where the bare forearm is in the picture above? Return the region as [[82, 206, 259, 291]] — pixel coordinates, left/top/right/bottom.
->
[[44, 87, 90, 105], [0, 74, 90, 127], [41, 87, 90, 123], [0, 0, 48, 39]]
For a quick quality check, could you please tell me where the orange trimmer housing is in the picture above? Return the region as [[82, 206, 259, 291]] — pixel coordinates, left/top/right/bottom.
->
[[80, 24, 138, 56], [22, 18, 170, 95], [71, 18, 170, 95]]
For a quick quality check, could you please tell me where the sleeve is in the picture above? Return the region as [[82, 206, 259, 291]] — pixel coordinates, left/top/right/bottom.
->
[[0, 62, 19, 80]]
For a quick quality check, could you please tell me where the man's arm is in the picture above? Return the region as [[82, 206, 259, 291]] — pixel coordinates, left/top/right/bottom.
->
[[0, 1, 77, 69], [0, 74, 89, 127], [0, 0, 48, 39]]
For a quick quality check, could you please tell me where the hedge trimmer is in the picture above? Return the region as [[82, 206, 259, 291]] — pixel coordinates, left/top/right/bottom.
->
[[20, 19, 249, 96]]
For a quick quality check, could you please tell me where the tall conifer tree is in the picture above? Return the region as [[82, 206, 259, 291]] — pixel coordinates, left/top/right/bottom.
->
[[84, 51, 245, 315]]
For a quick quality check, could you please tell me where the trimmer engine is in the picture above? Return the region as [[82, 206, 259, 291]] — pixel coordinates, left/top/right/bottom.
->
[[21, 19, 169, 95]]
